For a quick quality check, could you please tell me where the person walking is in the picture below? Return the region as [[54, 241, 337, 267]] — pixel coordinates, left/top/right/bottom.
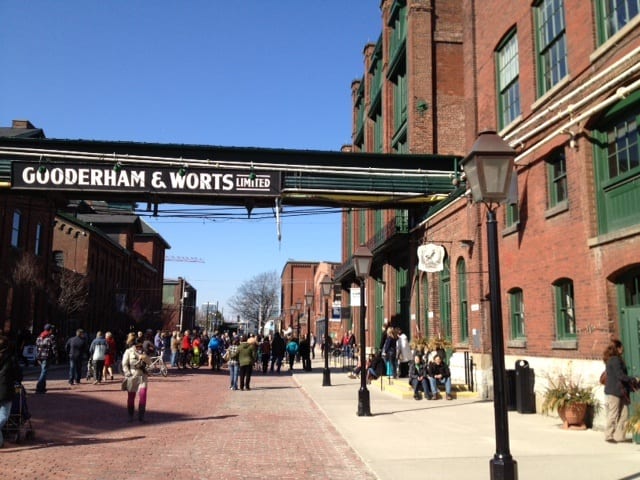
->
[[270, 332, 285, 373], [0, 334, 23, 448], [309, 332, 316, 359], [35, 324, 57, 394], [89, 331, 109, 384], [226, 337, 240, 390], [238, 335, 257, 391], [121, 337, 151, 422], [65, 328, 88, 385], [299, 334, 311, 372], [603, 338, 640, 443], [285, 337, 299, 371], [170, 331, 180, 367], [259, 336, 271, 373], [103, 332, 117, 381]]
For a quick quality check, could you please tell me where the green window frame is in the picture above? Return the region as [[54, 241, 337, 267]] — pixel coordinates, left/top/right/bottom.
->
[[595, 0, 640, 44], [547, 148, 568, 207], [373, 111, 383, 153], [421, 273, 429, 336], [11, 210, 21, 248], [457, 258, 469, 343], [359, 209, 367, 244], [505, 202, 519, 228], [593, 92, 640, 234], [554, 279, 576, 339], [392, 68, 408, 135], [535, 0, 568, 96], [496, 31, 521, 129], [509, 288, 525, 339], [439, 258, 452, 340]]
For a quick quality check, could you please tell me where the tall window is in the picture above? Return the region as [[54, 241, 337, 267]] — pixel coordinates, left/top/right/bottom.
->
[[593, 96, 640, 234], [554, 279, 576, 339], [547, 148, 568, 207], [509, 288, 525, 339], [439, 258, 452, 340], [457, 259, 469, 343], [597, 0, 640, 43], [421, 274, 429, 335], [506, 202, 519, 228], [535, 0, 568, 95], [35, 222, 43, 256], [496, 31, 521, 129], [11, 210, 21, 248]]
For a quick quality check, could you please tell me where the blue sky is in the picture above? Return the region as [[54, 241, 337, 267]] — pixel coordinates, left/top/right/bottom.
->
[[0, 1, 382, 316]]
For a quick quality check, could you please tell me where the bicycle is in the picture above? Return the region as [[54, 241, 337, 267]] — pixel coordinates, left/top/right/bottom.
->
[[147, 354, 168, 377]]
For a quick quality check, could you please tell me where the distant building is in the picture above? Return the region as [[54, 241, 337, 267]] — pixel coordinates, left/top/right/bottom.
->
[[162, 277, 196, 332]]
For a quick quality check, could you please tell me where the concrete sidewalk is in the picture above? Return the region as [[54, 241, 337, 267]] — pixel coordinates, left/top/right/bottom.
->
[[294, 359, 640, 480]]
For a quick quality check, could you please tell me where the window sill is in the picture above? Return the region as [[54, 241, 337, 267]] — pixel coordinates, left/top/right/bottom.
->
[[507, 339, 526, 349], [502, 222, 519, 237], [545, 200, 569, 219], [591, 16, 640, 63], [552, 339, 577, 350], [531, 76, 572, 111]]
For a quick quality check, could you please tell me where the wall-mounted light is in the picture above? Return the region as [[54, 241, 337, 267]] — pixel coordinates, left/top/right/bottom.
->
[[249, 163, 256, 181], [178, 165, 187, 177], [416, 99, 428, 113], [113, 161, 122, 172]]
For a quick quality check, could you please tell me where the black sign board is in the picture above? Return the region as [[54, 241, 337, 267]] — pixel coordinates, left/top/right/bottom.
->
[[11, 161, 281, 197]]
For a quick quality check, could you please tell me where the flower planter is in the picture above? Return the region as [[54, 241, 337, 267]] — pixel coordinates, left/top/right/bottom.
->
[[559, 403, 587, 430]]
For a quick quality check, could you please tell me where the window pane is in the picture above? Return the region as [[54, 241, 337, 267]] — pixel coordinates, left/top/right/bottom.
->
[[537, 0, 568, 94]]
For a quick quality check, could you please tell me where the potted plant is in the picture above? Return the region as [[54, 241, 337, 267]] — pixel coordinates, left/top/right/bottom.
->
[[541, 372, 599, 429], [409, 335, 429, 356], [626, 404, 640, 444]]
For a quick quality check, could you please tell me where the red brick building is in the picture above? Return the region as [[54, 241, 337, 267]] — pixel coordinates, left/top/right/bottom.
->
[[341, 0, 640, 421], [0, 121, 56, 335], [53, 202, 170, 337]]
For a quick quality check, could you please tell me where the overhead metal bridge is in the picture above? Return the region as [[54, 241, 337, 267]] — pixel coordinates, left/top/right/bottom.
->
[[0, 136, 461, 209]]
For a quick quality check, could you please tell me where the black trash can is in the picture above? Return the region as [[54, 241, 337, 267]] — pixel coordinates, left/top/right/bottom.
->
[[515, 359, 536, 414], [505, 369, 517, 411]]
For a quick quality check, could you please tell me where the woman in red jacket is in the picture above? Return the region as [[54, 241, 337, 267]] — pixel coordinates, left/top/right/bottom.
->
[[103, 332, 117, 381]]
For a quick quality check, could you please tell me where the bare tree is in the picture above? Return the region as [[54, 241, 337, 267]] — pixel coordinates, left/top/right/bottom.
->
[[228, 271, 279, 329], [55, 268, 89, 319]]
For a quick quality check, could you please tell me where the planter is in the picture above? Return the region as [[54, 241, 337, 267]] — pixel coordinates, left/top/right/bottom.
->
[[559, 402, 588, 430]]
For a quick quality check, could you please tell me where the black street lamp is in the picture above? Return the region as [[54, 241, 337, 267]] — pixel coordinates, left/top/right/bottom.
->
[[304, 291, 313, 340], [320, 275, 333, 387], [353, 244, 373, 417], [462, 130, 518, 480], [296, 300, 302, 339]]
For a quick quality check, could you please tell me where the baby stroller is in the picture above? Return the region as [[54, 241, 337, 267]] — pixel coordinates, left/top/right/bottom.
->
[[2, 382, 34, 443], [86, 358, 95, 381]]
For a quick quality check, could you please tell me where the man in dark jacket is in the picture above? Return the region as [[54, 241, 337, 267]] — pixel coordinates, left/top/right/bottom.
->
[[299, 334, 311, 372], [409, 354, 431, 400], [65, 329, 88, 385], [427, 353, 453, 400], [270, 332, 286, 373], [0, 334, 23, 447]]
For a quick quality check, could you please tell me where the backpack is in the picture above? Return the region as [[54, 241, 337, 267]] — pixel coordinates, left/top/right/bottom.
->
[[208, 337, 220, 351]]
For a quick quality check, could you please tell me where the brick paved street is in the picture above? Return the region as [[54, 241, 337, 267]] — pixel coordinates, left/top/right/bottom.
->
[[1, 365, 376, 480]]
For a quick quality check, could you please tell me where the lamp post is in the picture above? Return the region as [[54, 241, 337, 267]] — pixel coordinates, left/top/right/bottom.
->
[[462, 130, 518, 480], [305, 291, 313, 339], [320, 275, 333, 387], [353, 244, 373, 417], [296, 300, 302, 339]]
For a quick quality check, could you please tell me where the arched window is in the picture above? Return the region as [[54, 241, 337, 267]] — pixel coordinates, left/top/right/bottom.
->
[[457, 258, 469, 343], [553, 278, 575, 339], [508, 288, 525, 339]]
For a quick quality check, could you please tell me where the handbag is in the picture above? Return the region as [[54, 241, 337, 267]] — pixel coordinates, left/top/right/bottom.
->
[[223, 350, 230, 362], [599, 370, 607, 385]]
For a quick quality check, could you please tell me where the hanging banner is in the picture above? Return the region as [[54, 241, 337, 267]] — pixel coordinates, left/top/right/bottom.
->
[[417, 243, 446, 272]]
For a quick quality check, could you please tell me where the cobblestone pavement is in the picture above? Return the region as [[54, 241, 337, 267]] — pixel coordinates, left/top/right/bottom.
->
[[1, 365, 377, 480]]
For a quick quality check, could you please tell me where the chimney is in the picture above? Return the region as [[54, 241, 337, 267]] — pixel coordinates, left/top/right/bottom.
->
[[12, 119, 36, 129]]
